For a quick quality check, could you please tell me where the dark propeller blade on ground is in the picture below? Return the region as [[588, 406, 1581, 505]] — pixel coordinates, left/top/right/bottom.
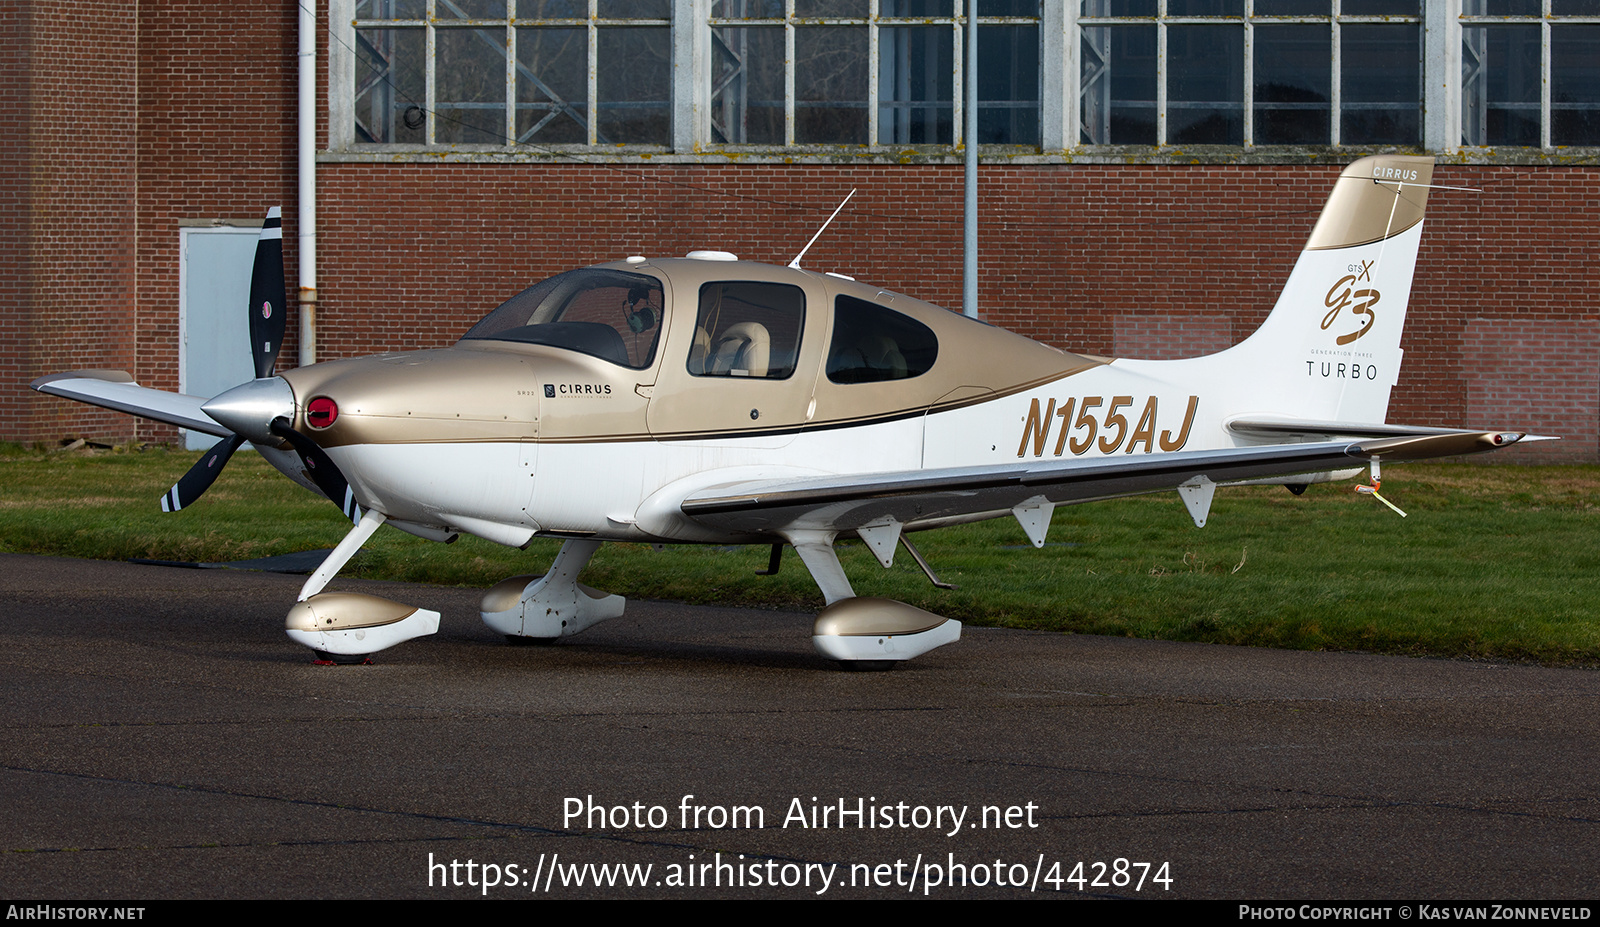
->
[[160, 433, 246, 512], [270, 416, 362, 524]]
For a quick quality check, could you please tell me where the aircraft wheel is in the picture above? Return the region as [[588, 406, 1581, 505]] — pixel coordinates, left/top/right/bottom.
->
[[837, 660, 896, 672], [504, 635, 561, 647], [312, 650, 372, 666]]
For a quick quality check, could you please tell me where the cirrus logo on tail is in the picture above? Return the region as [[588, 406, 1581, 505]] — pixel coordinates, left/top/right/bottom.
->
[[1372, 165, 1419, 182]]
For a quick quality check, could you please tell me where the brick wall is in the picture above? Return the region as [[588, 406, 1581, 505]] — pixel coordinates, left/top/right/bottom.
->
[[1113, 313, 1238, 360], [131, 0, 300, 445], [309, 162, 1335, 359], [2, 0, 140, 445], [0, 2, 29, 430], [2, 1, 300, 447], [1416, 166, 1600, 460], [1464, 323, 1599, 462], [6, 6, 1597, 461], [312, 162, 1597, 460]]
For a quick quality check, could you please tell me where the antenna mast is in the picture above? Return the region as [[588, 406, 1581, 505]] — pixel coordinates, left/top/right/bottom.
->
[[788, 189, 857, 269]]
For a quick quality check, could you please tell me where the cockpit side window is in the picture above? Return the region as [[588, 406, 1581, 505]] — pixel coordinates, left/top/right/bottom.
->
[[460, 269, 664, 370], [827, 295, 939, 383], [690, 282, 805, 379]]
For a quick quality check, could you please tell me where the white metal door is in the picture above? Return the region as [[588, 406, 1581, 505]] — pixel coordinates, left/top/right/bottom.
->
[[179, 227, 259, 449]]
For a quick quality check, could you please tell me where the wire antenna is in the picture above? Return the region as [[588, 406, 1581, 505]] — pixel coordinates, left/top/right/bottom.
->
[[1373, 180, 1483, 193], [788, 189, 857, 269]]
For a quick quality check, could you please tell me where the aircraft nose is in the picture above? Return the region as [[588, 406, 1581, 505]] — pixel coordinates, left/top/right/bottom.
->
[[202, 377, 295, 444]]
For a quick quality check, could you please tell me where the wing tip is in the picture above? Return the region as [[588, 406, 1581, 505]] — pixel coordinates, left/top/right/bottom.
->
[[31, 369, 137, 391]]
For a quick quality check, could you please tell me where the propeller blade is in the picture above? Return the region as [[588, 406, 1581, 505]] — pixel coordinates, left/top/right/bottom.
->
[[161, 433, 246, 512], [248, 207, 287, 380], [269, 417, 363, 524]]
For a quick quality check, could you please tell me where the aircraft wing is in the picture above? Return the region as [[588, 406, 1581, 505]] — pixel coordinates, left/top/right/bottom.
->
[[680, 430, 1531, 537], [30, 371, 228, 439]]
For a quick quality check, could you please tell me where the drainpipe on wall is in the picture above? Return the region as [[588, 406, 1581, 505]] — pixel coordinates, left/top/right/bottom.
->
[[297, 0, 318, 368], [962, 10, 978, 320]]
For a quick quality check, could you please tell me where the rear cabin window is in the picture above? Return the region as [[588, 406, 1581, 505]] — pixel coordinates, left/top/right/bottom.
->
[[827, 295, 939, 383], [690, 282, 805, 379]]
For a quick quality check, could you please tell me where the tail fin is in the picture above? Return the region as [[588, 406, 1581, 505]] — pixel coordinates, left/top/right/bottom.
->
[[1226, 154, 1434, 424]]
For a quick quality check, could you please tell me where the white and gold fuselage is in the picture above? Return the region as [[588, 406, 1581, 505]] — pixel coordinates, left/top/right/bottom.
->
[[279, 155, 1429, 551], [37, 155, 1534, 663]]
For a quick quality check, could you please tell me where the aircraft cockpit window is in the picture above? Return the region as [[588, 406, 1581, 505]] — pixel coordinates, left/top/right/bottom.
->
[[690, 282, 805, 379], [460, 269, 664, 370], [827, 295, 938, 383]]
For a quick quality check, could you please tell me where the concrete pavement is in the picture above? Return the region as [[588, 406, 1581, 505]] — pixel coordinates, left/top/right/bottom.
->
[[2, 553, 1597, 899]]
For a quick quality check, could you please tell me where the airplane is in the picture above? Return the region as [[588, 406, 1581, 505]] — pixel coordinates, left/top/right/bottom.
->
[[32, 154, 1543, 668]]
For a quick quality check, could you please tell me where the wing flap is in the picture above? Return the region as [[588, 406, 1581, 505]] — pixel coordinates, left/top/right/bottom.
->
[[30, 371, 227, 438]]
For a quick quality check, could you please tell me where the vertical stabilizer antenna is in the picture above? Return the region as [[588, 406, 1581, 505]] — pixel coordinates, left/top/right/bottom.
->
[[1367, 179, 1480, 280], [788, 189, 857, 269]]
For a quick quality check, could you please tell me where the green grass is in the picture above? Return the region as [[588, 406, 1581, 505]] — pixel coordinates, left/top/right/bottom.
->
[[3, 442, 1598, 665]]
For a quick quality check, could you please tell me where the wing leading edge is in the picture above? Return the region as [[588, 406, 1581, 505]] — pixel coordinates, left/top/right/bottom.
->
[[680, 429, 1532, 538], [31, 371, 227, 439]]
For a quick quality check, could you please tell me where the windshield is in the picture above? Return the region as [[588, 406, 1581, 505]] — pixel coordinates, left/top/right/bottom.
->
[[460, 268, 664, 370]]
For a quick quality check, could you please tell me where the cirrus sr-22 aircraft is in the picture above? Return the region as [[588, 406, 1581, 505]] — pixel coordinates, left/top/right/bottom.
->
[[33, 155, 1542, 668]]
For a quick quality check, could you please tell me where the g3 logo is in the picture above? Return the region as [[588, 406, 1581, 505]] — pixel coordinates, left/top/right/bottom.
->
[[1322, 262, 1380, 345]]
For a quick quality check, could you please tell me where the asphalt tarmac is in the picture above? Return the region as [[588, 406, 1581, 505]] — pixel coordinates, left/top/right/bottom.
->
[[3, 552, 1598, 900]]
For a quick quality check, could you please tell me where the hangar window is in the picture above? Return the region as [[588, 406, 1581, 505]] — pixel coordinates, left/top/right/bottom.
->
[[1460, 3, 1600, 147], [329, 0, 1597, 157], [691, 282, 806, 379], [351, 0, 671, 147], [827, 296, 939, 383], [1078, 0, 1422, 146], [708, 1, 1042, 147]]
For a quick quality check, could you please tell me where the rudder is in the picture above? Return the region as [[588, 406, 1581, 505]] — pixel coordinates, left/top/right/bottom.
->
[[1229, 154, 1435, 425]]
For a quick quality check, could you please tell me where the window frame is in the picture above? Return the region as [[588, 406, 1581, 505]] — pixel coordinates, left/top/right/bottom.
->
[[689, 280, 807, 380], [704, 2, 1044, 148], [325, 0, 1598, 158], [826, 293, 940, 384], [1459, 0, 1600, 149], [338, 0, 674, 149], [1077, 2, 1425, 148], [459, 267, 667, 370]]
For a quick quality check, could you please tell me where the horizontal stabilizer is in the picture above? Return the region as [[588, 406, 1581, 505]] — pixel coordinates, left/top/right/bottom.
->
[[1230, 417, 1506, 440], [30, 371, 227, 438], [1230, 417, 1542, 456], [1348, 432, 1527, 459]]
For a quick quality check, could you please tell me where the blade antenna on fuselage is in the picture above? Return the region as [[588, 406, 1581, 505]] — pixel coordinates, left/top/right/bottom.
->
[[788, 188, 857, 270]]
